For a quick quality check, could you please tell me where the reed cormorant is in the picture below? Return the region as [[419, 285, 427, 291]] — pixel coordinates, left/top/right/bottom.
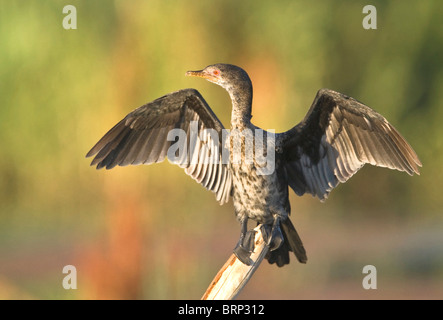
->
[[86, 64, 421, 267]]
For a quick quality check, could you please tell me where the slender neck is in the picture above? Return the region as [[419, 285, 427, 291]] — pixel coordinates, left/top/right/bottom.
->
[[226, 81, 253, 129]]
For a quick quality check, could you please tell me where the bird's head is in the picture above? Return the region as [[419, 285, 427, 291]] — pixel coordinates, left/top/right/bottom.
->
[[185, 63, 251, 93]]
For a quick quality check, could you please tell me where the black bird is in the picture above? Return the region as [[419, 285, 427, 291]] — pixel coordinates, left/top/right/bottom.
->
[[86, 63, 421, 267]]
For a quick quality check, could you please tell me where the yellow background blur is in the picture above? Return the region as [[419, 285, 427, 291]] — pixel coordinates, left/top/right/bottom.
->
[[0, 0, 442, 299]]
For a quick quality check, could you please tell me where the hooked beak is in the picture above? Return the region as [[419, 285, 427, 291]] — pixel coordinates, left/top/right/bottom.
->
[[185, 69, 218, 82], [185, 70, 203, 77]]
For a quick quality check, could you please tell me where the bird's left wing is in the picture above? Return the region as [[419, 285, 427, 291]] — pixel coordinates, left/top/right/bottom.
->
[[86, 88, 232, 204], [277, 88, 421, 201]]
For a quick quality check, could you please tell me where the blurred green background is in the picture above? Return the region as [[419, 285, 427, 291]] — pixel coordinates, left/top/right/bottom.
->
[[0, 0, 442, 299]]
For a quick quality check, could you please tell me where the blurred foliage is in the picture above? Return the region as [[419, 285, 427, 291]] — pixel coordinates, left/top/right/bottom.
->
[[0, 0, 442, 299]]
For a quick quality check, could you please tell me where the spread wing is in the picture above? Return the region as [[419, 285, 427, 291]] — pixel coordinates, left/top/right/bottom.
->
[[86, 88, 232, 204], [278, 88, 421, 201]]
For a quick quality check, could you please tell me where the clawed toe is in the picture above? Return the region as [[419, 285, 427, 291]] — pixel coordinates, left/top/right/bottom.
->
[[265, 217, 284, 251], [268, 227, 283, 251]]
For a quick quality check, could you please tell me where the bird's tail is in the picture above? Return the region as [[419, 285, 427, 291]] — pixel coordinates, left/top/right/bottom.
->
[[265, 218, 307, 267]]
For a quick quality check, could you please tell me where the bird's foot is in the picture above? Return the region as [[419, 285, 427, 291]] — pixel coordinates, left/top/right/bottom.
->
[[262, 218, 284, 251], [233, 229, 256, 266]]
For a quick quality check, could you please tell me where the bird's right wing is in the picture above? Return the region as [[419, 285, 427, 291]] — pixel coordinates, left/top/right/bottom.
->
[[86, 89, 232, 204]]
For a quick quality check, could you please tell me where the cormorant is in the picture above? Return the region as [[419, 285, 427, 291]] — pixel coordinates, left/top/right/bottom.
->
[[86, 63, 421, 267]]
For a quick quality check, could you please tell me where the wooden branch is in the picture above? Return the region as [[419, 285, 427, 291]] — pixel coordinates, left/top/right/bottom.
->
[[202, 224, 268, 300]]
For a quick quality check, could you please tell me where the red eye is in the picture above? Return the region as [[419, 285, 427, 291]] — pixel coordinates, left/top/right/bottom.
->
[[213, 70, 220, 76]]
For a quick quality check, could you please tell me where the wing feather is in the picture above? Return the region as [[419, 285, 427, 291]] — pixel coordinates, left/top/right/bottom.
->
[[278, 88, 421, 201], [86, 89, 232, 204]]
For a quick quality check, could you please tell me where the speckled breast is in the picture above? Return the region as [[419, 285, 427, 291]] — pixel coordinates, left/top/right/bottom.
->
[[229, 152, 290, 225]]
